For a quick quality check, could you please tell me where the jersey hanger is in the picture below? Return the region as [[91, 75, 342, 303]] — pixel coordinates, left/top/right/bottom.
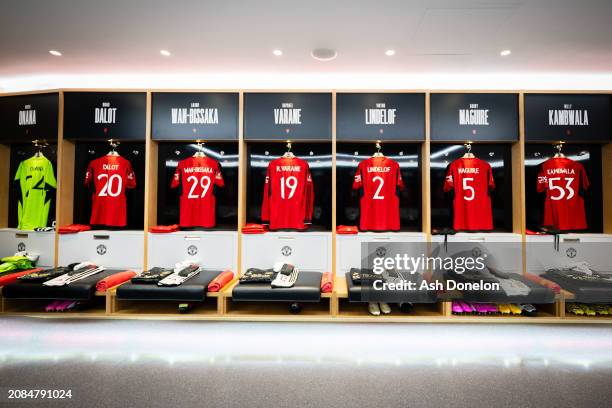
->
[[282, 140, 295, 158], [193, 140, 206, 157], [553, 142, 565, 158], [107, 139, 120, 156], [462, 141, 475, 158], [373, 141, 384, 157], [32, 139, 47, 158]]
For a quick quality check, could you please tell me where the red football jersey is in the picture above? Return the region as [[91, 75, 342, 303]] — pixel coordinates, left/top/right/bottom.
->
[[537, 157, 589, 230], [170, 156, 224, 228], [444, 157, 495, 231], [84, 155, 136, 227], [353, 156, 404, 231], [261, 156, 314, 230]]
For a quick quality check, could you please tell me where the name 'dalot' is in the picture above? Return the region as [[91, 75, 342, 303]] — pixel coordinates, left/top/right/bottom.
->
[[95, 102, 117, 124], [171, 103, 219, 124], [274, 103, 302, 124], [18, 105, 36, 125], [365, 103, 396, 125], [548, 104, 589, 126], [459, 104, 489, 126]]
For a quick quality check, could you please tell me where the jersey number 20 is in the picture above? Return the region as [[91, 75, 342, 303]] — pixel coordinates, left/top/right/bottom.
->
[[97, 174, 122, 197]]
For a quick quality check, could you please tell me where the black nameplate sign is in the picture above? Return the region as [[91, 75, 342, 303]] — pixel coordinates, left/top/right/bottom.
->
[[63, 92, 147, 141], [244, 93, 331, 141], [525, 94, 611, 142], [152, 92, 239, 141], [0, 93, 59, 142], [336, 93, 425, 141], [430, 93, 519, 142]]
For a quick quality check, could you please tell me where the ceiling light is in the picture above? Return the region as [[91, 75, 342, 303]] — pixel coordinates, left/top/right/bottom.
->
[[160, 50, 171, 57], [385, 49, 396, 56], [500, 49, 511, 56], [311, 48, 337, 61], [272, 49, 283, 56], [49, 50, 62, 56]]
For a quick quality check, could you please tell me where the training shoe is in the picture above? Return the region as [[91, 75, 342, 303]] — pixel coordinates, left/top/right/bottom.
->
[[498, 304, 511, 314], [368, 302, 381, 316], [399, 302, 414, 314], [508, 304, 523, 315], [379, 302, 391, 314], [451, 301, 463, 315]]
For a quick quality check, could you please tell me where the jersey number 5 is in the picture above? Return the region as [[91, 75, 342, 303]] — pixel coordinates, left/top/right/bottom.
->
[[462, 178, 475, 201]]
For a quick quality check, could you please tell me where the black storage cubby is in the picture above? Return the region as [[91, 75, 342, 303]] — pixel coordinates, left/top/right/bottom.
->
[[246, 142, 332, 231], [430, 143, 514, 232], [336, 142, 422, 231], [525, 143, 603, 233], [156, 142, 239, 229], [7, 143, 58, 228], [73, 142, 146, 230]]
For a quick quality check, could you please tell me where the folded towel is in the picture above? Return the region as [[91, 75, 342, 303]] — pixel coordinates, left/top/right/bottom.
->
[[96, 270, 137, 292], [150, 224, 180, 233], [336, 225, 358, 234], [0, 268, 43, 287], [58, 224, 91, 234], [208, 270, 235, 292], [242, 223, 268, 234], [321, 272, 333, 293]]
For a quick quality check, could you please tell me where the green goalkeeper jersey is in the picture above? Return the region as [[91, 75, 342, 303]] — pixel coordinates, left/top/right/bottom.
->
[[14, 155, 57, 230]]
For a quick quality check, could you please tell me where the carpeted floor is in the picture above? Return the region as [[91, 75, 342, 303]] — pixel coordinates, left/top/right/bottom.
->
[[1, 317, 612, 407]]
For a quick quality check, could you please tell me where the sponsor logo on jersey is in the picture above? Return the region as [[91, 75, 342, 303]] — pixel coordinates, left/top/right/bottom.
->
[[366, 166, 391, 173], [171, 103, 219, 124], [19, 105, 37, 125], [458, 167, 480, 174], [95, 102, 117, 124], [459, 104, 489, 126], [274, 103, 302, 125], [548, 105, 589, 126], [365, 103, 396, 125]]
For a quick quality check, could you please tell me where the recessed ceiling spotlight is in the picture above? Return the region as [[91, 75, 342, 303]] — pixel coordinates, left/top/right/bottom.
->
[[272, 49, 283, 56], [160, 49, 171, 57], [500, 49, 511, 56], [311, 48, 337, 61], [385, 49, 396, 56], [49, 50, 62, 56]]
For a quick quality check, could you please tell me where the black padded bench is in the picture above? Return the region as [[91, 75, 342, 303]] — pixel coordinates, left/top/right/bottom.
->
[[2, 269, 122, 301], [232, 271, 322, 302], [116, 270, 221, 302], [446, 272, 555, 304], [345, 274, 438, 303], [541, 272, 612, 303]]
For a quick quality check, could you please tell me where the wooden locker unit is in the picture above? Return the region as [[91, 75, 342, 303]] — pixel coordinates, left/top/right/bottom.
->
[[1, 88, 612, 322]]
